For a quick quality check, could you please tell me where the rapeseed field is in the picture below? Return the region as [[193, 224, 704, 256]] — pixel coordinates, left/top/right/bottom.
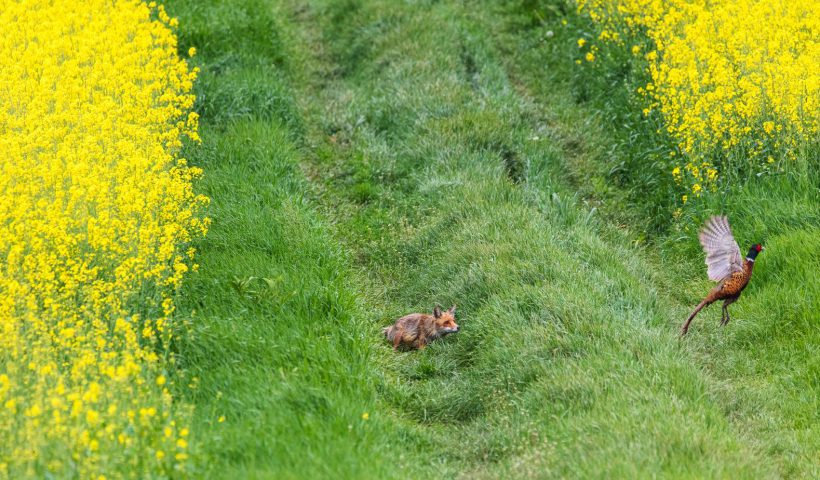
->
[[577, 0, 818, 202], [0, 1, 206, 477]]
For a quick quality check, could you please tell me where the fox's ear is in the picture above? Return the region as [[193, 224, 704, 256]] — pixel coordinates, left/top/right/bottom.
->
[[433, 305, 442, 318], [448, 304, 457, 314]]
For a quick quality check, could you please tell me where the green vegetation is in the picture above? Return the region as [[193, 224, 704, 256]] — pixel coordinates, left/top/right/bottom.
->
[[166, 0, 819, 477]]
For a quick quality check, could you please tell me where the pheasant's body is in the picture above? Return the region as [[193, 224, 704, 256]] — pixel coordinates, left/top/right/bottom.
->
[[681, 216, 762, 335], [709, 260, 755, 302]]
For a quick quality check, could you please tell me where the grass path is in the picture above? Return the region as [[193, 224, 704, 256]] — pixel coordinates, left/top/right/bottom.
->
[[165, 0, 817, 477]]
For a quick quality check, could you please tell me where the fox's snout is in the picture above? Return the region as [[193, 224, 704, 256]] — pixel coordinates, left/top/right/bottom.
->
[[439, 322, 459, 334]]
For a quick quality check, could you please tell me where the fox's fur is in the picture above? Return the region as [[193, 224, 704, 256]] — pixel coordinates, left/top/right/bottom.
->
[[383, 305, 458, 350]]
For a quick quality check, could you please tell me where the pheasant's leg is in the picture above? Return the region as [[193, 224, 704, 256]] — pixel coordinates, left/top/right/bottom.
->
[[721, 305, 728, 326], [721, 297, 738, 326]]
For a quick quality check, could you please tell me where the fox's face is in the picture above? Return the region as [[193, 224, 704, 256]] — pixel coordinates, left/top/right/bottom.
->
[[433, 305, 459, 335]]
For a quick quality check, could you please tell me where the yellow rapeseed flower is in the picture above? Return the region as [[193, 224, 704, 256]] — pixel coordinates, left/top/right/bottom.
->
[[0, 0, 206, 476], [577, 0, 818, 202]]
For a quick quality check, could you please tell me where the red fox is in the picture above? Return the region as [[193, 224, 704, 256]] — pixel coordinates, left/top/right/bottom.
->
[[383, 305, 459, 350]]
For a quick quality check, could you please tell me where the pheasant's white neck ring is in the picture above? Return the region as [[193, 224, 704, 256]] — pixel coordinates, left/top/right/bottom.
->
[[746, 257, 755, 262]]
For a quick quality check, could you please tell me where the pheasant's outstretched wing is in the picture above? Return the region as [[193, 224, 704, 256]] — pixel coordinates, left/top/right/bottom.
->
[[699, 215, 743, 282]]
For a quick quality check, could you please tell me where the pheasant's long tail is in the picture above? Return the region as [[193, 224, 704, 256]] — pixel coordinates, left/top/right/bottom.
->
[[681, 299, 710, 336]]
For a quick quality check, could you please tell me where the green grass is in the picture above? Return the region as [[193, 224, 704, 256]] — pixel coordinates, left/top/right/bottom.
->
[[164, 0, 819, 477], [489, 3, 820, 477]]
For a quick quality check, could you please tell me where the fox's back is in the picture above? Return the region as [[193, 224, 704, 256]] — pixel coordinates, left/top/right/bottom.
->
[[395, 313, 433, 329], [393, 313, 432, 338]]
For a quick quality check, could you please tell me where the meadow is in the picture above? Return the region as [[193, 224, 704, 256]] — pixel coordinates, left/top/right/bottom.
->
[[2, 0, 817, 478]]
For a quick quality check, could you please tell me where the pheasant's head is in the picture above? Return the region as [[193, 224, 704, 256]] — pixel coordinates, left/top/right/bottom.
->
[[746, 243, 763, 260]]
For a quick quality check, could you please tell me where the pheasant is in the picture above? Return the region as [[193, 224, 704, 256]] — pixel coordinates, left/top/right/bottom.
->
[[680, 215, 763, 335]]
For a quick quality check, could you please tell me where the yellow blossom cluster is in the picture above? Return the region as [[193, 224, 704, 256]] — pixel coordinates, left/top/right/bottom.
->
[[0, 0, 207, 477], [577, 0, 819, 201], [576, 38, 600, 63]]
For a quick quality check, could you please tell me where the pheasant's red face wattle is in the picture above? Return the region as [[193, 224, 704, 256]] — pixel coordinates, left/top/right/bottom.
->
[[755, 244, 762, 252]]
